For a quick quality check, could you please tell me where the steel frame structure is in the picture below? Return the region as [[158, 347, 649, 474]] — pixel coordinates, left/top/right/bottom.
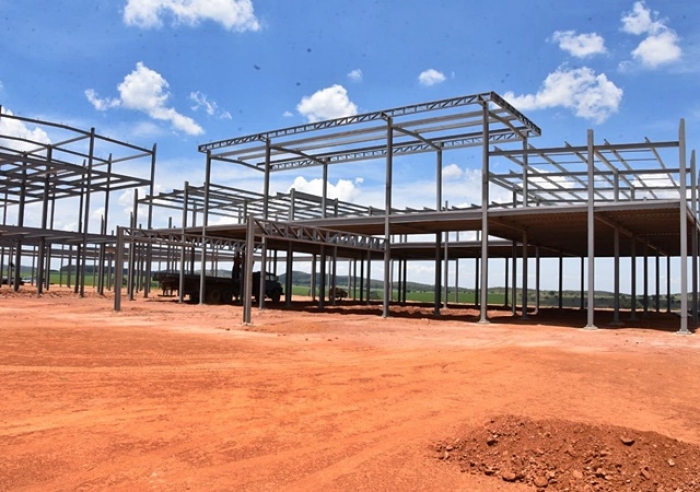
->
[[191, 91, 540, 323], [0, 109, 157, 297], [170, 91, 698, 333]]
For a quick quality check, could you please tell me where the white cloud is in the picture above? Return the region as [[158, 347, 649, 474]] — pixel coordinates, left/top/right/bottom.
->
[[347, 69, 363, 82], [621, 1, 663, 35], [442, 163, 464, 179], [85, 89, 120, 111], [631, 30, 681, 68], [551, 30, 607, 58], [620, 1, 681, 68], [418, 69, 446, 86], [85, 62, 204, 136], [288, 177, 361, 202], [503, 66, 623, 124], [123, 0, 260, 32], [0, 107, 51, 151], [189, 91, 231, 119], [283, 110, 293, 117], [296, 85, 358, 123]]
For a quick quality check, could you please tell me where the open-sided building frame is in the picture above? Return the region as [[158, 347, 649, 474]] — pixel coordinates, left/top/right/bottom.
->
[[140, 91, 698, 334], [0, 109, 157, 296]]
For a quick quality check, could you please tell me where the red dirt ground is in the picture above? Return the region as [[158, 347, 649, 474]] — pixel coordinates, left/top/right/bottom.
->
[[1, 286, 700, 491]]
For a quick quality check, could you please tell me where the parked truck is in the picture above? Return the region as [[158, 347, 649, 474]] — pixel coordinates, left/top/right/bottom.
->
[[152, 271, 283, 305]]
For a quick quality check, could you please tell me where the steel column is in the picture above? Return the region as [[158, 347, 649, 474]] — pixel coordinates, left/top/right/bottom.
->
[[383, 116, 393, 318], [478, 101, 490, 323], [199, 153, 212, 305], [178, 181, 189, 304], [679, 119, 689, 334], [630, 239, 637, 320], [522, 231, 529, 319], [584, 129, 597, 329]]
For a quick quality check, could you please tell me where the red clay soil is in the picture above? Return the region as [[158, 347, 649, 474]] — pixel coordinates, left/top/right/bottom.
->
[[1, 286, 700, 492], [435, 415, 700, 491]]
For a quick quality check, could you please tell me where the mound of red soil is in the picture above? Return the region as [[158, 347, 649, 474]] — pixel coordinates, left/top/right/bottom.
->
[[433, 416, 700, 491]]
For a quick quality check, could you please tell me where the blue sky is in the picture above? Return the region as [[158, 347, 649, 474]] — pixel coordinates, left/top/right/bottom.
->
[[2, 0, 700, 292]]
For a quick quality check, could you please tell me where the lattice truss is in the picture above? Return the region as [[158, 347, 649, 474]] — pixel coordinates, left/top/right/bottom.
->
[[143, 184, 392, 222], [489, 139, 687, 207], [199, 92, 541, 172]]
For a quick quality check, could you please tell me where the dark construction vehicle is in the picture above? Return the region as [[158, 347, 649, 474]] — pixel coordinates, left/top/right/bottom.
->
[[152, 271, 283, 305]]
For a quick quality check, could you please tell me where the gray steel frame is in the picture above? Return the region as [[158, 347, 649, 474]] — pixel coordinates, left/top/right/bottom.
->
[[0, 109, 157, 297], [133, 92, 697, 334]]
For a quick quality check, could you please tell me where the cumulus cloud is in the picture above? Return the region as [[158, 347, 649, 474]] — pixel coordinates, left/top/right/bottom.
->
[[282, 110, 293, 117], [418, 69, 446, 86], [621, 1, 663, 35], [0, 107, 51, 151], [289, 177, 361, 202], [85, 62, 204, 135], [442, 163, 464, 179], [296, 85, 358, 123], [503, 66, 623, 124], [347, 69, 363, 82], [85, 89, 120, 111], [123, 0, 260, 32], [620, 1, 681, 68], [189, 91, 231, 119], [551, 30, 607, 58], [630, 30, 681, 68]]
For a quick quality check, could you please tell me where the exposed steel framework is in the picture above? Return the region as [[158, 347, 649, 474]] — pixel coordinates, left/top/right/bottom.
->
[[170, 91, 696, 332], [0, 109, 157, 297]]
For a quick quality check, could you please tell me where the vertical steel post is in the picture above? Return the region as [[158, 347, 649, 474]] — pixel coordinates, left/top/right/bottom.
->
[[454, 231, 460, 304], [584, 129, 597, 329], [558, 253, 563, 309], [643, 241, 650, 316], [679, 119, 690, 334], [630, 238, 638, 320], [383, 116, 393, 318], [521, 231, 529, 319], [655, 253, 661, 313], [691, 150, 698, 326], [579, 257, 584, 311], [478, 101, 490, 323], [199, 153, 212, 305], [511, 241, 517, 316], [37, 171, 50, 296], [128, 191, 138, 301], [114, 227, 124, 312], [504, 257, 509, 307], [80, 130, 96, 297], [434, 144, 442, 315], [318, 248, 326, 309], [178, 181, 189, 303], [535, 246, 540, 314], [13, 156, 27, 292], [667, 255, 672, 313], [243, 216, 255, 324], [522, 136, 529, 207], [443, 228, 449, 309], [258, 237, 267, 309], [144, 144, 157, 298], [263, 140, 271, 220], [434, 234, 441, 315], [474, 244, 479, 306], [311, 254, 316, 301]]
